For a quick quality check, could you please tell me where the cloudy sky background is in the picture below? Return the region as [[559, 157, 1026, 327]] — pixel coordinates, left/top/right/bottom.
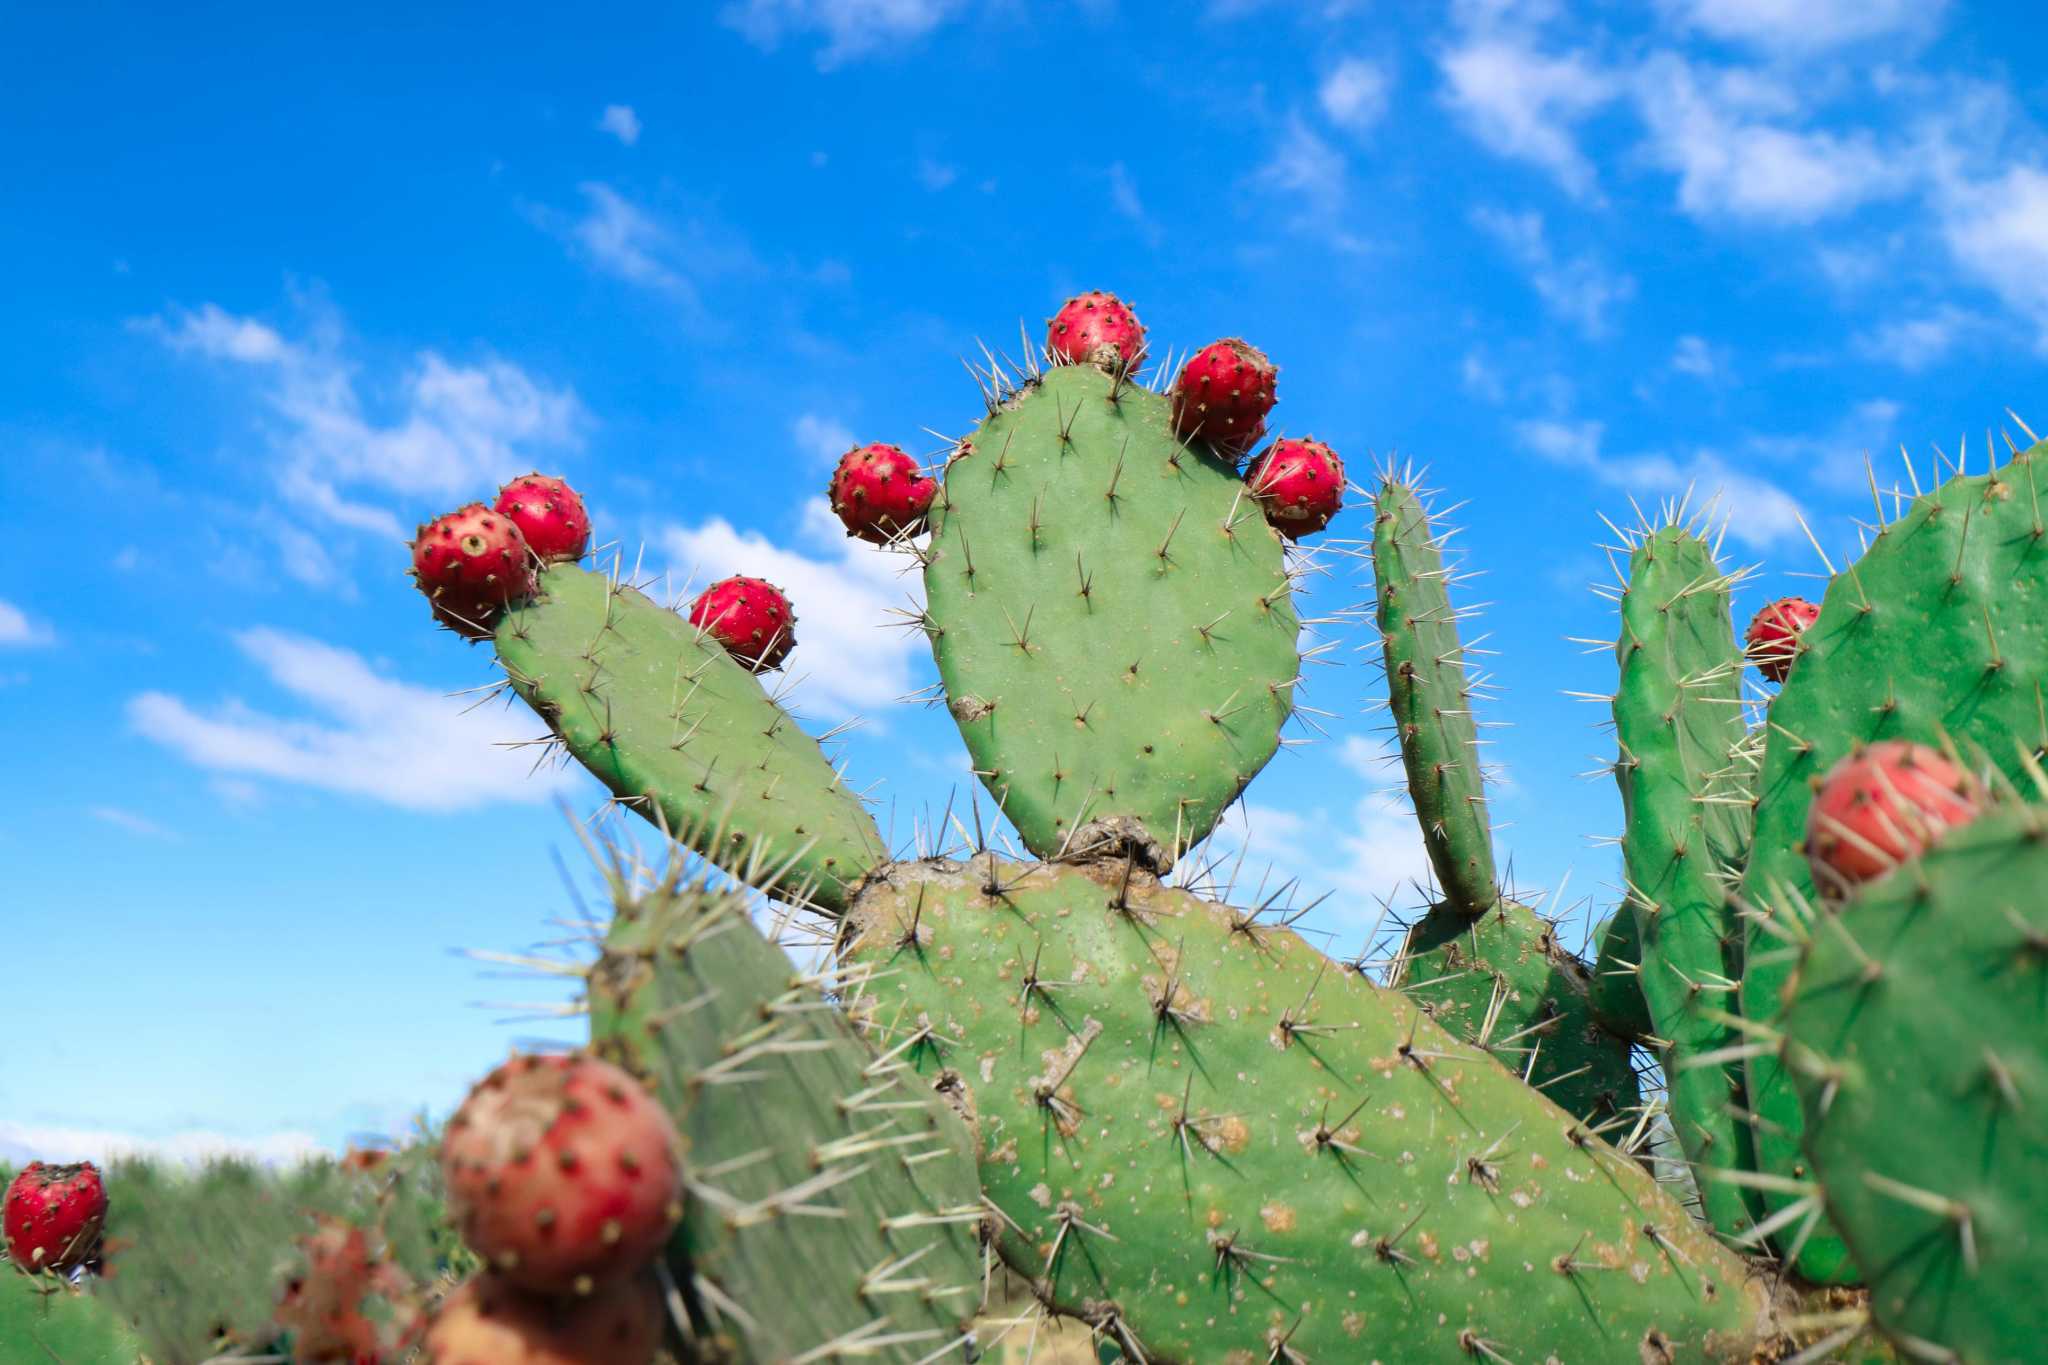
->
[[6, 0, 2047, 1165]]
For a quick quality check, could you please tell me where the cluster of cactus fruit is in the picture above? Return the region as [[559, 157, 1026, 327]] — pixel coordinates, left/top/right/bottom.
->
[[11, 290, 2047, 1364]]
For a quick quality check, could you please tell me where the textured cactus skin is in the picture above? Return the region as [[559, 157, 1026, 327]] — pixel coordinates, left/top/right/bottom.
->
[[1391, 900, 1642, 1127], [584, 853, 987, 1363], [1588, 909, 1654, 1041], [495, 563, 885, 912], [1777, 804, 2048, 1362], [1610, 525, 1767, 1250], [843, 858, 1775, 1364], [922, 362, 1300, 869], [1372, 478, 1499, 916], [1738, 447, 2048, 1282], [0, 1271, 142, 1364]]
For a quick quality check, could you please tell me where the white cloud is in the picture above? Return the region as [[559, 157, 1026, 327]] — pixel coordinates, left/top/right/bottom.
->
[[1671, 334, 1728, 379], [1438, 36, 1617, 197], [129, 629, 577, 811], [597, 104, 642, 145], [1106, 162, 1161, 246], [88, 806, 175, 839], [1319, 57, 1392, 134], [1853, 306, 1978, 370], [1515, 418, 1804, 548], [915, 157, 957, 191], [567, 183, 691, 296], [1461, 350, 1506, 402], [0, 599, 52, 647], [1472, 207, 1636, 336], [1661, 0, 1943, 53], [720, 0, 961, 68], [0, 1121, 327, 1169], [794, 413, 857, 463], [1632, 55, 1900, 224], [658, 499, 925, 718], [150, 303, 583, 540], [1255, 119, 1367, 251], [1935, 164, 2048, 348]]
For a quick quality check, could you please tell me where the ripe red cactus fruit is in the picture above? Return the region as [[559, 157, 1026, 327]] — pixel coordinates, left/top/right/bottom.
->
[[1745, 596, 1820, 683], [1806, 741, 1982, 895], [439, 1052, 684, 1297], [686, 575, 796, 672], [1244, 437, 1345, 539], [1047, 290, 1146, 370], [1170, 339, 1278, 454], [410, 504, 538, 640], [275, 1215, 424, 1364], [3, 1161, 107, 1273], [493, 474, 591, 564], [828, 443, 937, 545], [421, 1269, 664, 1365]]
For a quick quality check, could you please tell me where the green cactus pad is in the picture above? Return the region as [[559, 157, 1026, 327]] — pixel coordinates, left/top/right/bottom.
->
[[585, 846, 987, 1364], [1588, 908, 1655, 1041], [921, 362, 1300, 868], [0, 1271, 143, 1365], [1610, 523, 1767, 1251], [1739, 445, 2048, 1282], [1777, 803, 2048, 1362], [1372, 477, 1501, 916], [1391, 899, 1642, 1128], [843, 858, 1779, 1363], [496, 563, 885, 912]]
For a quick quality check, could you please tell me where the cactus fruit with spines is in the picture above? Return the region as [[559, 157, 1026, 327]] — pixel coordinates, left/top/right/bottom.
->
[[1775, 796, 2048, 1362]]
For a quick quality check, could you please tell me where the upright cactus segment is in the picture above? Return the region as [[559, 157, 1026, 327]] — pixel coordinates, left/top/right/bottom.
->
[[922, 361, 1302, 869], [583, 835, 988, 1363], [1609, 520, 1766, 1250], [1371, 475, 1499, 916], [1588, 908, 1655, 1041], [1390, 899, 1643, 1127], [495, 562, 885, 912], [1775, 799, 2048, 1361], [843, 858, 1782, 1363], [1739, 441, 2048, 1281]]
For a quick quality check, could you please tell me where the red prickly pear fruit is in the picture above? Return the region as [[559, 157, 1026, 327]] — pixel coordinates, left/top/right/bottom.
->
[[275, 1215, 424, 1364], [439, 1053, 684, 1298], [410, 504, 538, 640], [1245, 437, 1345, 539], [1806, 740, 1981, 895], [828, 443, 937, 545], [1047, 291, 1146, 370], [4, 1161, 107, 1273], [420, 1270, 663, 1365], [493, 474, 591, 564], [1170, 339, 1278, 454], [1745, 596, 1819, 683], [686, 575, 796, 672]]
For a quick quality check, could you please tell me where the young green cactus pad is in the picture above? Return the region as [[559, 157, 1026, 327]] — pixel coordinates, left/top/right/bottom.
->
[[582, 837, 987, 1363], [495, 562, 885, 912], [0, 1269, 142, 1365], [1390, 899, 1642, 1128], [1738, 442, 2048, 1282], [921, 360, 1303, 870], [1776, 800, 2048, 1363], [1608, 521, 1768, 1251], [1588, 908, 1655, 1041], [1371, 475, 1500, 916], [841, 857, 1782, 1363]]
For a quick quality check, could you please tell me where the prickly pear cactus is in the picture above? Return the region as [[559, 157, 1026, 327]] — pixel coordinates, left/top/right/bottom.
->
[[1776, 800, 2048, 1363], [583, 836, 988, 1363], [842, 857, 1780, 1363], [1608, 521, 1765, 1249], [1739, 443, 2048, 1282], [0, 1271, 141, 1365], [496, 562, 886, 911], [921, 361, 1303, 870]]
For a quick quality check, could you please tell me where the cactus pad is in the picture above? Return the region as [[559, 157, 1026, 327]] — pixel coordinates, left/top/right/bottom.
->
[[922, 362, 1301, 868]]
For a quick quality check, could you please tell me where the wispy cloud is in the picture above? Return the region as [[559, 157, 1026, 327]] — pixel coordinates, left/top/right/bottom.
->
[[1853, 306, 1980, 371], [1438, 28, 1617, 199], [1516, 418, 1805, 547], [1659, 0, 1944, 54], [1319, 57, 1393, 135], [0, 1121, 327, 1169], [720, 0, 962, 69], [915, 157, 957, 191], [597, 104, 642, 145], [1671, 334, 1729, 379], [0, 599, 53, 647], [1933, 164, 2048, 350], [1255, 118, 1368, 252], [1472, 207, 1636, 336], [129, 629, 577, 811], [1106, 162, 1162, 246], [793, 413, 857, 462], [88, 806, 176, 840]]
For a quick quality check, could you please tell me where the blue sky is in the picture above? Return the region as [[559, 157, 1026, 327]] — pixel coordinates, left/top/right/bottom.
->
[[6, 0, 2047, 1165]]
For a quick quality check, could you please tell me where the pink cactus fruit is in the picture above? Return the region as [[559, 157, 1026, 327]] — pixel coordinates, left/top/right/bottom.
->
[[1046, 291, 1146, 370], [1170, 339, 1277, 454], [410, 503, 538, 640], [275, 1215, 425, 1364], [1806, 741, 1982, 895], [4, 1161, 107, 1273], [438, 1053, 685, 1297], [686, 575, 796, 672], [420, 1270, 664, 1365], [1745, 596, 1820, 684], [493, 474, 591, 564], [828, 443, 937, 545], [1244, 437, 1345, 539]]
